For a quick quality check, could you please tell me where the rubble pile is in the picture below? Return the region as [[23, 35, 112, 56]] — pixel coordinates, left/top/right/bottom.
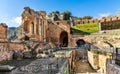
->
[[0, 45, 13, 61]]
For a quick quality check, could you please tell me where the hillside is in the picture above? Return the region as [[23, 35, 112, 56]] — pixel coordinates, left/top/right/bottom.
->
[[7, 26, 22, 40]]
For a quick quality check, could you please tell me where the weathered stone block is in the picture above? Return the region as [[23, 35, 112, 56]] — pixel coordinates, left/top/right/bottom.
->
[[13, 50, 23, 59], [23, 51, 33, 59]]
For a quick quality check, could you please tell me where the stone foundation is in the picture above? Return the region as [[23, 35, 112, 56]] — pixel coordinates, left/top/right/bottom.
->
[[107, 59, 120, 74]]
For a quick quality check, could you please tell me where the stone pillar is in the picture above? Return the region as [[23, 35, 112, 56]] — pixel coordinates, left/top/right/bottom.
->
[[43, 21, 46, 42], [30, 24, 33, 34], [42, 21, 44, 40], [41, 21, 46, 42], [70, 17, 73, 27], [39, 17, 41, 41], [99, 22, 101, 33], [34, 16, 37, 34], [40, 20, 43, 41]]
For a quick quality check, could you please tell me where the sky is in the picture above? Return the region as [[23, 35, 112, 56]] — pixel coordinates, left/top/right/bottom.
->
[[0, 0, 120, 27]]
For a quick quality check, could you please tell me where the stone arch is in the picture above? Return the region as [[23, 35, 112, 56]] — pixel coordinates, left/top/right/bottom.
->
[[60, 31, 68, 47], [24, 35, 30, 40], [76, 39, 85, 47], [23, 22, 29, 33]]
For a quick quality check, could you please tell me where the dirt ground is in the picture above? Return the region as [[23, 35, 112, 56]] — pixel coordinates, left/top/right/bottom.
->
[[74, 60, 96, 73]]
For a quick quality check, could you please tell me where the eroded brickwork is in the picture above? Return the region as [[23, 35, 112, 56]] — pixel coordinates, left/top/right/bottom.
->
[[22, 7, 47, 42], [22, 7, 71, 46], [0, 23, 8, 42], [47, 21, 71, 46]]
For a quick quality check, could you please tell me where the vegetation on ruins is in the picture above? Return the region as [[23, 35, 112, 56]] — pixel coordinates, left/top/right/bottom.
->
[[72, 23, 99, 34], [73, 16, 93, 20], [82, 16, 93, 20], [91, 49, 99, 54], [91, 49, 108, 56], [48, 10, 72, 21], [61, 11, 72, 20], [48, 11, 60, 21], [73, 16, 82, 20]]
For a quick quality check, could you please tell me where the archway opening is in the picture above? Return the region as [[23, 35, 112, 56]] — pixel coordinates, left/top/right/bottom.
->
[[24, 35, 30, 41], [60, 31, 68, 47], [76, 39, 85, 47]]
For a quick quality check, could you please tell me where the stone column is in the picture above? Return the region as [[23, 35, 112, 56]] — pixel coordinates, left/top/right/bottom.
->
[[29, 24, 32, 34], [43, 21, 46, 41], [34, 15, 37, 35], [41, 21, 45, 42], [42, 21, 44, 37], [43, 21, 46, 42], [99, 22, 101, 33], [39, 17, 41, 41]]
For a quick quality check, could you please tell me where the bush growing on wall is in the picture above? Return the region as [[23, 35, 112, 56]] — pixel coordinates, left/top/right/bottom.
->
[[91, 49, 107, 56]]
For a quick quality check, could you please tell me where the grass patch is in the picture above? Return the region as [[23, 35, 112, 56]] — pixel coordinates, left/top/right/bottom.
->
[[73, 23, 99, 34]]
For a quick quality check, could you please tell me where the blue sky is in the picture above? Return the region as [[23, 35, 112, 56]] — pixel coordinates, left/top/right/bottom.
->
[[0, 0, 120, 27]]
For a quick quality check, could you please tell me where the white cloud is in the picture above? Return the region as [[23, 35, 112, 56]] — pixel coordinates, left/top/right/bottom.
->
[[98, 13, 111, 18], [11, 16, 22, 25], [0, 16, 22, 27]]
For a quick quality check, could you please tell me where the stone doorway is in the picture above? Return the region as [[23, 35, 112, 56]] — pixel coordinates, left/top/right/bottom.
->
[[60, 31, 68, 47], [76, 39, 85, 47]]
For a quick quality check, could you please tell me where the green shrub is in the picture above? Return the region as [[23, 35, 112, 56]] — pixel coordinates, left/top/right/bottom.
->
[[91, 49, 99, 54]]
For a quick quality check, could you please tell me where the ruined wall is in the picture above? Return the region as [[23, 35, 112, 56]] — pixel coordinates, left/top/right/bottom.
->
[[77, 19, 99, 24], [98, 54, 111, 74], [8, 43, 25, 50], [0, 44, 13, 61], [0, 42, 25, 50], [88, 51, 99, 69], [21, 7, 71, 46], [47, 21, 71, 46], [76, 12, 120, 31], [88, 51, 112, 74], [0, 23, 8, 42], [47, 21, 70, 45], [100, 19, 120, 30], [21, 7, 73, 46], [106, 59, 120, 74], [47, 22, 61, 42], [70, 34, 86, 47], [22, 7, 48, 42], [100, 12, 120, 30]]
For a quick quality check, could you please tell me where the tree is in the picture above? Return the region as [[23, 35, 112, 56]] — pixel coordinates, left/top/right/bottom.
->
[[73, 16, 82, 20], [61, 11, 72, 20], [48, 11, 60, 21], [82, 16, 93, 20], [53, 11, 60, 14]]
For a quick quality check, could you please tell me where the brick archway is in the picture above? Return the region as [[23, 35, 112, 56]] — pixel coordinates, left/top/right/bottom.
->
[[76, 39, 85, 47], [60, 31, 68, 47]]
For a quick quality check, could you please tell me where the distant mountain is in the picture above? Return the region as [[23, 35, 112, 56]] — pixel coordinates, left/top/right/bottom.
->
[[7, 26, 22, 40]]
